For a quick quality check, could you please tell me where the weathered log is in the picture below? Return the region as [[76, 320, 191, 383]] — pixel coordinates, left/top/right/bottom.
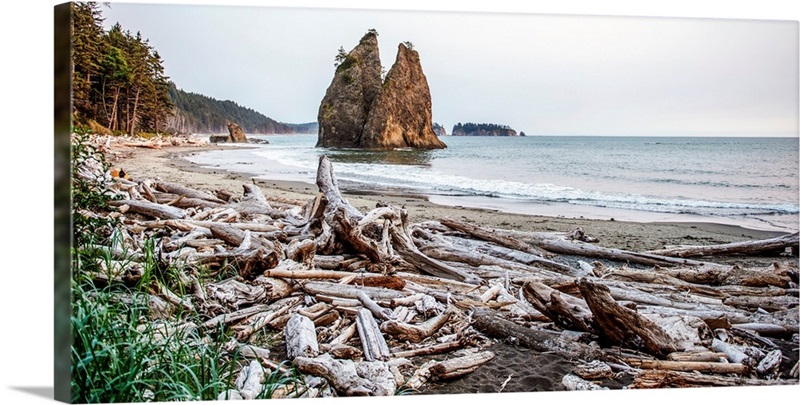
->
[[756, 349, 783, 376], [356, 291, 394, 321], [287, 238, 316, 267], [578, 278, 680, 357], [710, 338, 754, 366], [648, 232, 799, 258], [624, 358, 748, 374], [109, 199, 186, 219], [235, 301, 295, 341], [301, 281, 408, 301], [293, 354, 396, 396], [319, 343, 363, 360], [395, 272, 481, 295], [201, 304, 270, 330], [391, 340, 463, 358], [438, 218, 589, 276], [234, 360, 265, 400], [153, 193, 221, 209], [731, 323, 792, 337], [562, 374, 608, 391], [205, 278, 269, 311], [380, 307, 454, 343], [156, 181, 226, 203], [316, 156, 363, 220], [429, 350, 495, 380], [329, 323, 358, 346], [285, 314, 319, 360], [629, 369, 796, 388], [595, 265, 725, 298], [470, 307, 599, 359], [355, 308, 391, 361], [722, 295, 798, 313], [656, 263, 792, 288], [574, 360, 614, 380], [522, 281, 594, 333], [495, 227, 720, 268], [263, 267, 405, 290], [666, 351, 726, 362], [389, 211, 481, 285]]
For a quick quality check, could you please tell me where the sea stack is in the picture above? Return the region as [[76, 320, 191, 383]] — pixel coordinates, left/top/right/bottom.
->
[[316, 31, 383, 148], [227, 122, 248, 143], [317, 32, 446, 150]]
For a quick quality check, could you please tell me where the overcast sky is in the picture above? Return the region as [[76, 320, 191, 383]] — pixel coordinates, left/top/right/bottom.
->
[[99, 1, 798, 137]]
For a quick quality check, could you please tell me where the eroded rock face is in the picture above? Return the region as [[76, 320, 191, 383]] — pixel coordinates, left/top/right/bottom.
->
[[316, 32, 383, 148], [361, 43, 446, 149], [317, 34, 446, 150], [227, 122, 248, 143]]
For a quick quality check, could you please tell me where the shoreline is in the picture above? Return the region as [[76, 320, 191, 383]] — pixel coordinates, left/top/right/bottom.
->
[[112, 142, 790, 254]]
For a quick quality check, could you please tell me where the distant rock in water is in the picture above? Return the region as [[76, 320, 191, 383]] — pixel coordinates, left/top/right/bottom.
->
[[227, 122, 248, 143], [210, 122, 268, 144], [433, 122, 447, 137], [452, 122, 518, 137], [317, 32, 446, 150], [519, 131, 526, 136]]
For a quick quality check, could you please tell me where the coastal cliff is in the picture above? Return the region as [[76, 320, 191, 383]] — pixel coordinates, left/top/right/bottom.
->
[[317, 32, 446, 150]]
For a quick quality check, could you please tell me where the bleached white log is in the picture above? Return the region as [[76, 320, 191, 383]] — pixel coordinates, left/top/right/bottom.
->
[[284, 314, 319, 360]]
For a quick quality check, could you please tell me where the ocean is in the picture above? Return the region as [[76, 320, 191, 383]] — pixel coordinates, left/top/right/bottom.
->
[[186, 134, 799, 232]]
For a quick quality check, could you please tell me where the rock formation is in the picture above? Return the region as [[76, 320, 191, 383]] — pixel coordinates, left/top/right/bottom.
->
[[317, 33, 446, 150], [316, 32, 383, 148], [227, 122, 248, 143], [432, 122, 447, 137]]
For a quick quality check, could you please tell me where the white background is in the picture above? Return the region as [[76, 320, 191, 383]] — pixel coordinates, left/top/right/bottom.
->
[[0, 1, 797, 404]]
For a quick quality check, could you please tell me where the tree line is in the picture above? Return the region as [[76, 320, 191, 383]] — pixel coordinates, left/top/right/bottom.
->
[[71, 2, 316, 136], [71, 2, 172, 135], [452, 122, 515, 135], [167, 85, 316, 134]]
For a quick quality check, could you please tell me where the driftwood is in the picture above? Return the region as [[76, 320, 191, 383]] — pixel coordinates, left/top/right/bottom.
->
[[578, 278, 681, 358], [285, 314, 319, 360], [429, 350, 495, 380], [623, 358, 748, 374], [630, 369, 797, 388], [78, 135, 799, 396], [380, 307, 454, 343], [109, 199, 186, 219], [355, 308, 391, 361], [293, 354, 396, 396], [470, 307, 599, 359], [648, 232, 799, 257]]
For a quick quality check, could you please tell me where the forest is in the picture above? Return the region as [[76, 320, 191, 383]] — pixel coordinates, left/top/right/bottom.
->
[[451, 122, 518, 136], [71, 2, 313, 136], [168, 85, 317, 135]]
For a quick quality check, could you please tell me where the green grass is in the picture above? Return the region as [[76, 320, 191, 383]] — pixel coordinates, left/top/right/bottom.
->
[[70, 133, 308, 402]]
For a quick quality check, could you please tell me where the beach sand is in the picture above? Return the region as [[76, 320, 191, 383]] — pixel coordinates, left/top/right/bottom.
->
[[109, 142, 792, 395]]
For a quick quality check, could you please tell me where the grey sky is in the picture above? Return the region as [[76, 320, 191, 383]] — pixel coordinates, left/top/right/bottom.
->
[[101, 1, 798, 136]]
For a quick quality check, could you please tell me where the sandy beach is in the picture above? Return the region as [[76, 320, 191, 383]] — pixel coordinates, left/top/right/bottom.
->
[[112, 142, 788, 256]]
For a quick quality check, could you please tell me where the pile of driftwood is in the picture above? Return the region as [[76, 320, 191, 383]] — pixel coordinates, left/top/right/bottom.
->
[[77, 144, 800, 397]]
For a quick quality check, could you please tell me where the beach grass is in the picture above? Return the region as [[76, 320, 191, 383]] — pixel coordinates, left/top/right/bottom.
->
[[69, 133, 307, 402]]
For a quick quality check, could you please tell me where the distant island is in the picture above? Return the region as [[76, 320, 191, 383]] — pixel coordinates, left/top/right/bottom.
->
[[452, 122, 518, 136], [432, 122, 447, 137]]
